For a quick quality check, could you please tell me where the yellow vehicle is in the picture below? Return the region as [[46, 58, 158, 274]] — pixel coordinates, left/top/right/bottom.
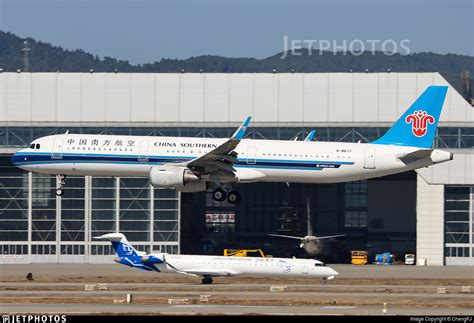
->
[[223, 249, 270, 257], [351, 250, 368, 265]]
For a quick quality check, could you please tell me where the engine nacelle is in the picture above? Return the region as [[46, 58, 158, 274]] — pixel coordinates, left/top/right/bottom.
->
[[150, 165, 200, 188]]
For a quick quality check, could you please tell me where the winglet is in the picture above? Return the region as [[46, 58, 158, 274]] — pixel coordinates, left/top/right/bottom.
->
[[231, 116, 252, 140], [304, 130, 316, 142]]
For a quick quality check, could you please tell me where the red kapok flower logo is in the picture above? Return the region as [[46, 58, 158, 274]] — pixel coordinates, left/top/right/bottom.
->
[[405, 110, 435, 137]]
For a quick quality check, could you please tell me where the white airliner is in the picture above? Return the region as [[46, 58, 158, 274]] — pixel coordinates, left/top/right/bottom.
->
[[12, 86, 453, 203], [95, 233, 339, 284]]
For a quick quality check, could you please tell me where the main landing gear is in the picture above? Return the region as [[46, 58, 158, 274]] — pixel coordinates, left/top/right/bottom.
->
[[212, 188, 241, 204], [55, 175, 66, 197], [202, 276, 213, 284]]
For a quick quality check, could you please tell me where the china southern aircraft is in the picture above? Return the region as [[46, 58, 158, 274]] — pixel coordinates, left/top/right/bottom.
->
[[95, 233, 339, 284], [12, 86, 452, 203]]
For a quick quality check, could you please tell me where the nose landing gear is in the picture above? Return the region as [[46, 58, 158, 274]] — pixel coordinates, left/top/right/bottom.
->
[[55, 175, 66, 197]]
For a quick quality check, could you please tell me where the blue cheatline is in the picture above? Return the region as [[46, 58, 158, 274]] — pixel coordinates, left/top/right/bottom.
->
[[12, 152, 354, 171], [372, 86, 448, 148]]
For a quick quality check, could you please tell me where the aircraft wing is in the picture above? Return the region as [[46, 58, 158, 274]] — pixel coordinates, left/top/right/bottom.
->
[[268, 234, 303, 240], [397, 149, 433, 164], [304, 130, 316, 142], [176, 269, 236, 277], [182, 117, 252, 179], [311, 234, 345, 240]]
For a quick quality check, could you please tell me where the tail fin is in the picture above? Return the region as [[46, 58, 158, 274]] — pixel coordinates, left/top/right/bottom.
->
[[94, 232, 139, 258], [372, 86, 448, 148]]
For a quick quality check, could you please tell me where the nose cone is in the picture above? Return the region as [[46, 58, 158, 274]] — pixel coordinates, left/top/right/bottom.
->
[[11, 151, 32, 171], [326, 267, 339, 278], [11, 152, 22, 166]]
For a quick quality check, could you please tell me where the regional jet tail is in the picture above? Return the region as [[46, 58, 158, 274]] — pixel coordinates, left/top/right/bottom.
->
[[95, 233, 338, 284], [12, 86, 452, 203]]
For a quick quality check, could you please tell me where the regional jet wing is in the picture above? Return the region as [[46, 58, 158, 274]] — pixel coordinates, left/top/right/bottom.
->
[[269, 234, 304, 240], [269, 234, 345, 240], [183, 117, 252, 177], [310, 234, 345, 240], [177, 269, 236, 277]]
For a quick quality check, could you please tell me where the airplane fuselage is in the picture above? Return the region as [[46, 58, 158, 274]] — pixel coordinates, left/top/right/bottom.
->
[[125, 253, 338, 279], [11, 133, 452, 185]]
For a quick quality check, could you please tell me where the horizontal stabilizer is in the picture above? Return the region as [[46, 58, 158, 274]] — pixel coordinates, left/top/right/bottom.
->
[[397, 149, 433, 164]]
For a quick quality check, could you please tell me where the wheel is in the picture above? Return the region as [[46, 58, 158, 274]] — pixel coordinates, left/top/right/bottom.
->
[[55, 188, 64, 197], [320, 278, 327, 285], [202, 277, 213, 284], [212, 188, 226, 202], [227, 191, 241, 204]]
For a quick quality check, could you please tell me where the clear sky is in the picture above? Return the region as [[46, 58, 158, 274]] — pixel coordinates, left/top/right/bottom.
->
[[0, 0, 472, 64]]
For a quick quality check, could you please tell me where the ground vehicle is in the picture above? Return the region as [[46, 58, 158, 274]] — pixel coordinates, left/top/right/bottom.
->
[[405, 253, 415, 265], [375, 252, 395, 264], [223, 249, 269, 257], [351, 250, 368, 265]]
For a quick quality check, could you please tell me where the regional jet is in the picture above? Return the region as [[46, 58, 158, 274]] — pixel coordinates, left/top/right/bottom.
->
[[95, 233, 339, 284], [270, 200, 345, 258], [12, 86, 453, 203]]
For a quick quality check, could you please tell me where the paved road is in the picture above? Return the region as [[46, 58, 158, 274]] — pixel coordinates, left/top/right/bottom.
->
[[1, 303, 474, 315]]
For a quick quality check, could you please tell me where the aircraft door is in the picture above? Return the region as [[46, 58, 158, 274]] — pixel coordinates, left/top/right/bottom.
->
[[301, 264, 309, 275], [138, 140, 149, 161], [364, 148, 376, 169], [246, 147, 257, 165], [51, 137, 64, 159]]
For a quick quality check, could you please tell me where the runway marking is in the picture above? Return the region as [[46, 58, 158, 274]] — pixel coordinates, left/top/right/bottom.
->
[[321, 306, 356, 309]]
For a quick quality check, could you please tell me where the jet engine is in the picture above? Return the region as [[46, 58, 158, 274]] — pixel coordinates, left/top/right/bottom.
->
[[150, 165, 201, 189]]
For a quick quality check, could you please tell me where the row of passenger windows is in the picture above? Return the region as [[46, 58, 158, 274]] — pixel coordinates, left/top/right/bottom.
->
[[61, 146, 351, 160], [66, 146, 135, 152]]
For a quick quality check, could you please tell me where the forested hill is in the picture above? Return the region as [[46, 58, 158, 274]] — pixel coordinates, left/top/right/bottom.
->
[[1, 31, 473, 75]]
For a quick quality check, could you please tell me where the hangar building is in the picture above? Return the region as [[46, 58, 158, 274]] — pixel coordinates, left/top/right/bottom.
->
[[0, 72, 472, 265]]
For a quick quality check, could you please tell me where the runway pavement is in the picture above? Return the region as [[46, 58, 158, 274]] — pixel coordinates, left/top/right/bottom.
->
[[0, 264, 473, 315]]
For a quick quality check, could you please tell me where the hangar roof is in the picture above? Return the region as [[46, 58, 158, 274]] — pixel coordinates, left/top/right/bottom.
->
[[0, 72, 472, 127]]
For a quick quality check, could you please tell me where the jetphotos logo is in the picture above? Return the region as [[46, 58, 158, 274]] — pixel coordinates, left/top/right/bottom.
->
[[281, 36, 411, 59], [405, 110, 435, 137]]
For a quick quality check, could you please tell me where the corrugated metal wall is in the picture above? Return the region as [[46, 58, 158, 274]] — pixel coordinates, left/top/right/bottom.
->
[[0, 72, 473, 126]]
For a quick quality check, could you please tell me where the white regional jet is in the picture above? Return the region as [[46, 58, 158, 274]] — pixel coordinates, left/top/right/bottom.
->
[[95, 233, 339, 284], [12, 86, 452, 203]]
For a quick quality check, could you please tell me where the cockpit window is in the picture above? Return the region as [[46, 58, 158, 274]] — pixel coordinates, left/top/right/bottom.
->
[[35, 144, 40, 149], [28, 144, 35, 149], [315, 263, 326, 267]]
